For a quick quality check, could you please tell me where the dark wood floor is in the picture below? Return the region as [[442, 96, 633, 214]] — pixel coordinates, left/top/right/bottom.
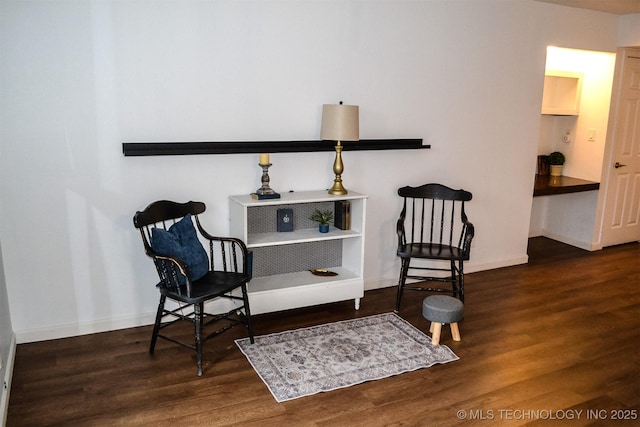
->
[[7, 238, 640, 426]]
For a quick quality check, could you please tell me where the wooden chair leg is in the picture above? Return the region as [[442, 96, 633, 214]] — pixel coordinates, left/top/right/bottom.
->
[[194, 303, 204, 376], [149, 295, 166, 354], [431, 322, 442, 346], [241, 283, 255, 344], [395, 259, 410, 312], [458, 259, 465, 303], [451, 322, 461, 341], [450, 260, 458, 299]]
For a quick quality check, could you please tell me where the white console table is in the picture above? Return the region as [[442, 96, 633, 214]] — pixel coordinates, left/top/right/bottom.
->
[[229, 190, 367, 315]]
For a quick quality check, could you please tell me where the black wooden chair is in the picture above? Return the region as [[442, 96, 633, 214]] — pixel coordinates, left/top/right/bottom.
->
[[133, 200, 254, 376], [395, 184, 474, 312]]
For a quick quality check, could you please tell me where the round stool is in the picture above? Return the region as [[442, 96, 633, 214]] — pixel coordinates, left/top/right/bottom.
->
[[422, 295, 464, 345]]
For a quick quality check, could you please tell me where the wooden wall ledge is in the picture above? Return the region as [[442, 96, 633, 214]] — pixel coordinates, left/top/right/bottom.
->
[[533, 174, 600, 197], [122, 139, 428, 156]]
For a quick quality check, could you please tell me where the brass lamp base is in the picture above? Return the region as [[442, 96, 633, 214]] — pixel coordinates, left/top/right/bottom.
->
[[329, 179, 347, 195], [328, 141, 348, 195]]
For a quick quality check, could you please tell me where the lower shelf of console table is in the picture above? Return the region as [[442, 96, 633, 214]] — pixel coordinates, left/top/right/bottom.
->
[[246, 267, 363, 315]]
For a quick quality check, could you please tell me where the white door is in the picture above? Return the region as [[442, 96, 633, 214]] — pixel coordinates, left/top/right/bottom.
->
[[600, 48, 640, 247]]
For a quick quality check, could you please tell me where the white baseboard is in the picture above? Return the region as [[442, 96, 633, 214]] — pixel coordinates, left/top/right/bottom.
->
[[541, 230, 600, 251], [364, 255, 530, 291], [466, 255, 530, 273], [14, 299, 241, 344], [14, 254, 531, 343], [14, 313, 157, 344], [1, 333, 16, 427], [364, 278, 396, 291]]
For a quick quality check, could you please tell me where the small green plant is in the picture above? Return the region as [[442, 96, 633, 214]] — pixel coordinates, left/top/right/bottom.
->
[[310, 209, 333, 225], [548, 151, 565, 165]]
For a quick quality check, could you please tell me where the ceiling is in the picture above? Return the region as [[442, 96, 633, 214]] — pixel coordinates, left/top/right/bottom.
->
[[536, 0, 640, 15]]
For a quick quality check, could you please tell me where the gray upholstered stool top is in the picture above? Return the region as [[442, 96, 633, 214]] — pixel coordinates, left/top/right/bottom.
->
[[422, 295, 464, 324]]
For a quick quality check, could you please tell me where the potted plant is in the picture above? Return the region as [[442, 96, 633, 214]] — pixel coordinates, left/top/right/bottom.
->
[[310, 209, 333, 233], [548, 151, 565, 177]]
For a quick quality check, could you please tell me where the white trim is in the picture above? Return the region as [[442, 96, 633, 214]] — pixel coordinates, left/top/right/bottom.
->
[[364, 278, 397, 291], [541, 230, 601, 251], [364, 255, 530, 291], [1, 333, 16, 427], [13, 300, 242, 344], [13, 254, 532, 343], [465, 256, 530, 273], [14, 313, 156, 344]]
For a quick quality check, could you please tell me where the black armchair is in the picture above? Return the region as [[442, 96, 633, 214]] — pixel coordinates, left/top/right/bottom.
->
[[133, 200, 254, 376], [395, 184, 474, 312]]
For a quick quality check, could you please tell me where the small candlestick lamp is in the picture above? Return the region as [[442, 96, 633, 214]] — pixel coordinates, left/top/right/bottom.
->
[[255, 153, 279, 198]]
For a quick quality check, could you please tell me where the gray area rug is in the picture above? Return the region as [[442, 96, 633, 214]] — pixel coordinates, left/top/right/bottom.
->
[[235, 312, 459, 402]]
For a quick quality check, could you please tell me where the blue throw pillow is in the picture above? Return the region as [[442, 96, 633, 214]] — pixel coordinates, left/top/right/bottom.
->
[[151, 214, 209, 283]]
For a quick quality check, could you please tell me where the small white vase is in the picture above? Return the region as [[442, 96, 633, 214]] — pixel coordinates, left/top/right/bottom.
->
[[550, 165, 563, 177]]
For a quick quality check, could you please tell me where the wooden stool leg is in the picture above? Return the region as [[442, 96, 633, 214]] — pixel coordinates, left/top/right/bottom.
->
[[429, 321, 435, 333], [450, 322, 461, 341], [431, 322, 442, 345]]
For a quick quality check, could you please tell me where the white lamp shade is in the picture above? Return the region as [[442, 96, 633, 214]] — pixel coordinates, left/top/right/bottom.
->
[[320, 104, 359, 141]]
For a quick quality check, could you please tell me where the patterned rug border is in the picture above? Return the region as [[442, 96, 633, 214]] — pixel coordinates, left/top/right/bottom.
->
[[235, 312, 459, 402]]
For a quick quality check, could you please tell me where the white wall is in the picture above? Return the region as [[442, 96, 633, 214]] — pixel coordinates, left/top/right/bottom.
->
[[0, 0, 621, 342], [619, 13, 640, 45], [0, 238, 15, 424]]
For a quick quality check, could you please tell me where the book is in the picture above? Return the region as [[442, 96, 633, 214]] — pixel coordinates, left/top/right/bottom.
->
[[250, 192, 281, 200], [277, 208, 294, 232], [334, 200, 351, 230]]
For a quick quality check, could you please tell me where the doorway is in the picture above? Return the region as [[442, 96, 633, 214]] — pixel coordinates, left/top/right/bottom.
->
[[539, 47, 616, 181], [530, 46, 616, 250]]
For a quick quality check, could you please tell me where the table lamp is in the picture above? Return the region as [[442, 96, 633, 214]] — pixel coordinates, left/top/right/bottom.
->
[[320, 102, 359, 195]]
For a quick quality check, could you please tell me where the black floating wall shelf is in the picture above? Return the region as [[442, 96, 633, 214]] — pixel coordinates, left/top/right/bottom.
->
[[122, 139, 428, 156]]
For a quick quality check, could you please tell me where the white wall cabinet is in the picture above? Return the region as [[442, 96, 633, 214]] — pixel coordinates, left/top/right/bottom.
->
[[541, 70, 583, 115], [229, 190, 367, 315]]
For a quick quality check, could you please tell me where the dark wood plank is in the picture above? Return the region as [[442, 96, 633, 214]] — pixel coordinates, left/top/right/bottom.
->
[[7, 238, 640, 426], [533, 174, 600, 196], [122, 139, 429, 156]]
